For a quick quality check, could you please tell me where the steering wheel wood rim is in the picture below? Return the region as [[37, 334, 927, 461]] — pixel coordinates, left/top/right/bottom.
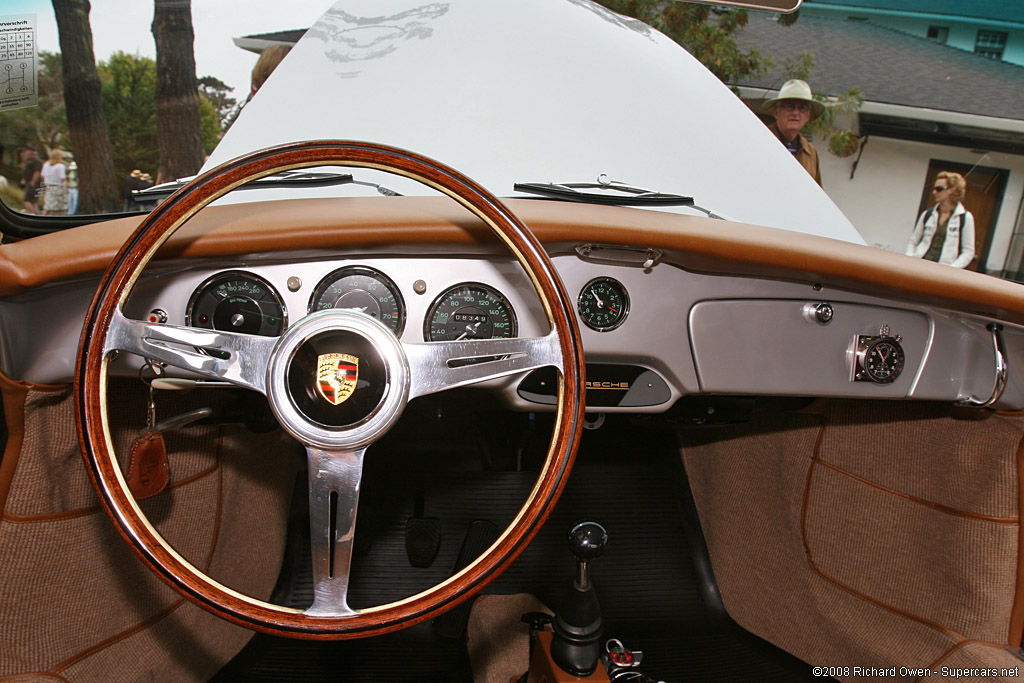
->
[[75, 141, 586, 639]]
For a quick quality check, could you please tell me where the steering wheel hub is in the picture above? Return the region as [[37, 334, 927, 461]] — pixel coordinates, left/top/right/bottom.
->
[[267, 309, 410, 449]]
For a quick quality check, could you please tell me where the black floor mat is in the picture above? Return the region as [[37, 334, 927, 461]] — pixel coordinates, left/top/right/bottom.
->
[[213, 416, 825, 682]]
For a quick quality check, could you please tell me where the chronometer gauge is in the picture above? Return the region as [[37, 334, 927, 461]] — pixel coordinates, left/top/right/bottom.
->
[[862, 337, 905, 383]]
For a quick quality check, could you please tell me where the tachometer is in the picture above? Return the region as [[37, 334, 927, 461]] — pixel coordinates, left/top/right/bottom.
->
[[424, 283, 518, 342], [309, 266, 406, 335], [186, 271, 286, 336]]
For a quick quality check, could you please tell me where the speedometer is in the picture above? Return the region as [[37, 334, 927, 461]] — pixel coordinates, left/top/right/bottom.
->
[[424, 283, 518, 342], [309, 266, 406, 335], [186, 271, 286, 336]]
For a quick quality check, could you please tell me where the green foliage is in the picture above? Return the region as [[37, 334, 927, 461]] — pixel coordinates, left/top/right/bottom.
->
[[593, 0, 772, 85], [99, 51, 159, 179], [199, 93, 221, 154], [0, 51, 68, 183], [198, 75, 238, 132]]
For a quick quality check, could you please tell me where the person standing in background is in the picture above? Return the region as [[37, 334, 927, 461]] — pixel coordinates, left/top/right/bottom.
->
[[905, 171, 975, 268], [763, 79, 825, 186], [20, 146, 42, 214], [40, 148, 69, 216], [67, 160, 80, 216]]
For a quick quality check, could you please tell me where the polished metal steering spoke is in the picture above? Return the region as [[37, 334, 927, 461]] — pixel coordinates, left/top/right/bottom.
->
[[404, 331, 562, 399], [103, 308, 276, 394], [304, 445, 366, 617]]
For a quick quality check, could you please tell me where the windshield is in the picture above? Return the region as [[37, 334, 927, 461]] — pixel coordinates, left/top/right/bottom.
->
[[2, 0, 1023, 278]]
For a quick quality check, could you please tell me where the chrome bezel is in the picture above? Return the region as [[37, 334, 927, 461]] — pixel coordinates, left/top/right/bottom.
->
[[307, 265, 407, 337], [422, 281, 519, 342], [577, 276, 630, 332], [265, 310, 410, 450], [185, 270, 288, 335]]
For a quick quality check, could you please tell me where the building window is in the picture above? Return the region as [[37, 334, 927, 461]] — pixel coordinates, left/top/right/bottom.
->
[[975, 30, 1007, 59], [927, 26, 949, 43]]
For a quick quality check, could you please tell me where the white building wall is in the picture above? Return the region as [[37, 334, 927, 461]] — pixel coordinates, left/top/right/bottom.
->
[[817, 135, 1024, 274]]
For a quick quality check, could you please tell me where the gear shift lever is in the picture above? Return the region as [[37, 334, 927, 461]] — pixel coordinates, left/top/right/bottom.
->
[[551, 521, 608, 676]]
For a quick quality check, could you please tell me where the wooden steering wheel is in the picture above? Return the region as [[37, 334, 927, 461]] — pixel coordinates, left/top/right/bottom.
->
[[75, 141, 586, 638]]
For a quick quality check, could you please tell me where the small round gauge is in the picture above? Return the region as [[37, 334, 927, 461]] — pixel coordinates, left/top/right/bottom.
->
[[862, 337, 905, 384], [424, 282, 518, 342], [186, 271, 286, 336], [577, 277, 629, 331], [309, 266, 406, 335]]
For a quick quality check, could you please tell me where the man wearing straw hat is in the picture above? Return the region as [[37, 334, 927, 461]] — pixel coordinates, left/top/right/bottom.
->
[[763, 79, 825, 186]]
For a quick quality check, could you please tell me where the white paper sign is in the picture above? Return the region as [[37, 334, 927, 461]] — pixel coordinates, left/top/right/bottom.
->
[[0, 14, 38, 112]]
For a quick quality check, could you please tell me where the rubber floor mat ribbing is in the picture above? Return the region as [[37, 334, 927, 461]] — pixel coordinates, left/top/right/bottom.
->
[[214, 426, 823, 682]]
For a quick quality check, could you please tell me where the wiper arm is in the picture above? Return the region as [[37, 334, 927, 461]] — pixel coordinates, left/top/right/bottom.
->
[[514, 174, 693, 207], [133, 170, 402, 204]]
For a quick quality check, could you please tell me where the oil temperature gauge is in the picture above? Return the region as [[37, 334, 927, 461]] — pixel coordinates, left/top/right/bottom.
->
[[577, 277, 629, 331]]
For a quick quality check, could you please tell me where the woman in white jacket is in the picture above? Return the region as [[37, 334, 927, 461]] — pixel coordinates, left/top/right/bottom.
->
[[905, 171, 974, 268]]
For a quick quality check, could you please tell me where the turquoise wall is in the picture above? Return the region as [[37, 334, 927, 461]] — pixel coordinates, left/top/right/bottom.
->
[[800, 5, 1024, 67]]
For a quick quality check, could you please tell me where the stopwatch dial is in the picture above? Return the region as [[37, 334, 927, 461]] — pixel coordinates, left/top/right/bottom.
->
[[309, 266, 406, 336], [864, 338, 905, 383], [186, 272, 286, 336], [578, 277, 629, 331], [424, 283, 517, 342]]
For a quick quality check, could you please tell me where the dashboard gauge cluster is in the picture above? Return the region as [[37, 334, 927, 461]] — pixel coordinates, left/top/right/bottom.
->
[[186, 272, 286, 337], [577, 277, 629, 331], [308, 266, 406, 336], [185, 270, 523, 351]]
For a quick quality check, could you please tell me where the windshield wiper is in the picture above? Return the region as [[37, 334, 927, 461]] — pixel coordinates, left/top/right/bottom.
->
[[514, 175, 693, 207], [133, 170, 402, 204]]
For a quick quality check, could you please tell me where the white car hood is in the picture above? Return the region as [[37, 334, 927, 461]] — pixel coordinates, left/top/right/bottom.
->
[[206, 0, 863, 244]]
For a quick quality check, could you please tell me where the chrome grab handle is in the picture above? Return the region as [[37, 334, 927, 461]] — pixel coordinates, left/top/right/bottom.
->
[[957, 323, 1007, 408]]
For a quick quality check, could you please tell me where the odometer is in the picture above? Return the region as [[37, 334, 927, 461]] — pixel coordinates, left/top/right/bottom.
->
[[424, 283, 517, 342], [186, 271, 286, 337], [309, 266, 406, 336]]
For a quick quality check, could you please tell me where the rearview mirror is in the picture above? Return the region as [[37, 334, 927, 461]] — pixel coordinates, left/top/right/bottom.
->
[[685, 0, 801, 12]]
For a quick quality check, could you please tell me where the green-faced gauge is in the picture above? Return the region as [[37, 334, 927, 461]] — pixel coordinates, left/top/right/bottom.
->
[[577, 277, 629, 331], [424, 282, 517, 342], [186, 271, 286, 336]]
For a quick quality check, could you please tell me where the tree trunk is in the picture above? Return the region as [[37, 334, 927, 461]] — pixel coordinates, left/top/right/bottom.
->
[[51, 0, 120, 214], [152, 0, 204, 182]]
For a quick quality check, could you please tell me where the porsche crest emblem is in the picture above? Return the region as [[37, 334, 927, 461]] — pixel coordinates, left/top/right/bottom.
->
[[316, 353, 359, 405]]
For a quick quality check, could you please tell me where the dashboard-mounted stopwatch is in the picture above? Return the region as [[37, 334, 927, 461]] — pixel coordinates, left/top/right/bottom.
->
[[853, 324, 906, 384]]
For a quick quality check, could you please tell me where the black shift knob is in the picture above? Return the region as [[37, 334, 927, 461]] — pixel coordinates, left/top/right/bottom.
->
[[568, 521, 608, 561], [552, 521, 607, 677]]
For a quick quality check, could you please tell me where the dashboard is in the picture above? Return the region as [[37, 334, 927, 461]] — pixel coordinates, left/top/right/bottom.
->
[[0, 196, 1021, 411], [2, 243, 1020, 412]]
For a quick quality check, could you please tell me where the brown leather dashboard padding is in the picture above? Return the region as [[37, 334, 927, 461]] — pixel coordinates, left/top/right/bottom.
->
[[682, 400, 1024, 676], [0, 196, 1022, 324]]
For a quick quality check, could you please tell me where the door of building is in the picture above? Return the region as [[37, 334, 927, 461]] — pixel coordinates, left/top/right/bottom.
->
[[916, 160, 1008, 272]]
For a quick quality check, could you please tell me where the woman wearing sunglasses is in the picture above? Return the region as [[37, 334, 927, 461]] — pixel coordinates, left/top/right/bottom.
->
[[905, 171, 975, 268]]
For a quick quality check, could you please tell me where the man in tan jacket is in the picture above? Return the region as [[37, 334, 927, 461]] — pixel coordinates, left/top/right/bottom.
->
[[763, 79, 825, 186]]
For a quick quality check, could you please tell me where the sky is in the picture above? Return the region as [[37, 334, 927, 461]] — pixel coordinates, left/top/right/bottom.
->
[[5, 0, 331, 99]]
